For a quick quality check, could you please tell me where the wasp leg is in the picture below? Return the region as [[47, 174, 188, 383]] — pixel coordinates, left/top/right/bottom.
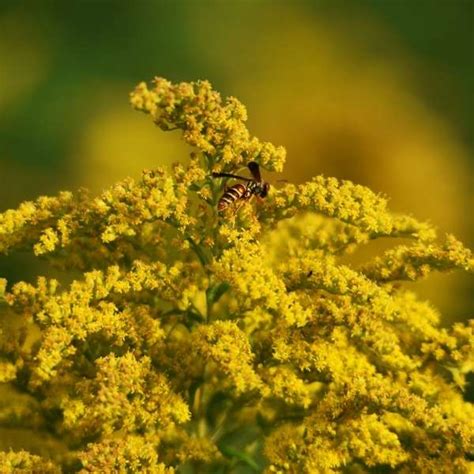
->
[[232, 200, 245, 215], [232, 195, 253, 215]]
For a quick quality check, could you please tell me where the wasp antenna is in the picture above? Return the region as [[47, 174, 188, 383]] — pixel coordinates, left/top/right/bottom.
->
[[211, 172, 253, 182]]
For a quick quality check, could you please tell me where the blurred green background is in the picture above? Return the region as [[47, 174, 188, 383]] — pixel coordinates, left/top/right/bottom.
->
[[0, 0, 473, 317]]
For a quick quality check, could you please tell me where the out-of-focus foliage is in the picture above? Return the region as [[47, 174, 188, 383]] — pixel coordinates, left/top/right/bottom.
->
[[0, 78, 472, 473]]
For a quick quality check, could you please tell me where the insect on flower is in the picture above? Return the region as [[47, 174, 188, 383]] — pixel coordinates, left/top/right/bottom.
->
[[212, 161, 270, 212]]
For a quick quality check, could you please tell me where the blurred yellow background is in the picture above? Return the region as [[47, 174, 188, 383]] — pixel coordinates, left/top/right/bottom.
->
[[0, 1, 472, 317]]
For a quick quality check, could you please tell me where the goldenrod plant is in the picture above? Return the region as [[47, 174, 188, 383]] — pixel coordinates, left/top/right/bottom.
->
[[0, 78, 472, 473]]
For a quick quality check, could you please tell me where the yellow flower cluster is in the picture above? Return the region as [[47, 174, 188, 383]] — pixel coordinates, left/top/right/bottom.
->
[[78, 434, 172, 473], [0, 191, 77, 254], [0, 77, 472, 473], [130, 77, 286, 173], [362, 233, 473, 281], [263, 178, 437, 241], [62, 352, 190, 435], [193, 321, 264, 394], [0, 451, 60, 474]]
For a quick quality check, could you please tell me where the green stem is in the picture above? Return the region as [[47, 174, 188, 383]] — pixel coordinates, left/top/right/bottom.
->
[[219, 445, 260, 472], [186, 237, 209, 266]]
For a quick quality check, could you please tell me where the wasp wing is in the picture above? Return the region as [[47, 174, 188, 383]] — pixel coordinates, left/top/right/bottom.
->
[[247, 162, 262, 182]]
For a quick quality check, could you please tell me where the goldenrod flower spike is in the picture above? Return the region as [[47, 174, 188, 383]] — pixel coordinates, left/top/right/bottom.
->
[[0, 191, 77, 254], [263, 177, 437, 241], [361, 233, 474, 282], [130, 78, 286, 172], [0, 77, 472, 473]]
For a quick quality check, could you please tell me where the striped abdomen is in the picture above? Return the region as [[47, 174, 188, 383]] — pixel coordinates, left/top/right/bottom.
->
[[218, 183, 248, 211]]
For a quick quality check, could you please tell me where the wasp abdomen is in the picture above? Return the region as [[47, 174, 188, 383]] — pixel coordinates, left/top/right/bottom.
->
[[217, 183, 247, 211]]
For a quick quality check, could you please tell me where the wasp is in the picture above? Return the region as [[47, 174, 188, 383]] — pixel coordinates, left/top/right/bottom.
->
[[212, 161, 270, 212]]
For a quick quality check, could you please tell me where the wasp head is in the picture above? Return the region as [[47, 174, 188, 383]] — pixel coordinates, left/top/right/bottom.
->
[[259, 182, 270, 198]]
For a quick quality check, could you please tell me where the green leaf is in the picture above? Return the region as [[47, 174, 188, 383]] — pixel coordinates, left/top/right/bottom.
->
[[218, 445, 260, 472], [206, 282, 230, 305], [0, 279, 6, 302]]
